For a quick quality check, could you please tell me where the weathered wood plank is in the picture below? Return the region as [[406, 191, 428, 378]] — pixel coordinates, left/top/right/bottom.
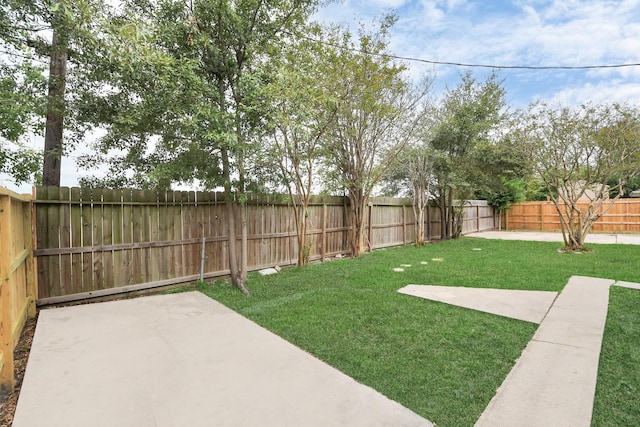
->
[[57, 187, 71, 296], [35, 186, 48, 298], [80, 187, 93, 292], [157, 192, 169, 281], [121, 189, 133, 286], [131, 189, 145, 285], [0, 193, 15, 389], [46, 186, 61, 297], [70, 188, 82, 294]]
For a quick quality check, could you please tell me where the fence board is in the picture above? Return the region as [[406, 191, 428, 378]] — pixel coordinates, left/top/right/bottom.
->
[[70, 187, 82, 294], [79, 187, 92, 292]]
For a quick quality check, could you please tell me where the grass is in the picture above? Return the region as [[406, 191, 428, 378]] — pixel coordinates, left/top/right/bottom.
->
[[177, 237, 640, 427], [592, 286, 640, 427]]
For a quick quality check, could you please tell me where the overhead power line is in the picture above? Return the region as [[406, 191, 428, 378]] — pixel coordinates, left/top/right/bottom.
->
[[378, 53, 640, 70], [293, 31, 640, 70]]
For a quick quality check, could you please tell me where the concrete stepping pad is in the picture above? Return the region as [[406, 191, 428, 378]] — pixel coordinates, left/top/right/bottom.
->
[[397, 285, 558, 324], [615, 280, 640, 290]]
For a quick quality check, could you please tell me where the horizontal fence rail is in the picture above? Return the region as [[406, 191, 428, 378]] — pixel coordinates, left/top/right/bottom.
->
[[505, 199, 640, 233], [0, 188, 36, 391], [33, 187, 498, 304]]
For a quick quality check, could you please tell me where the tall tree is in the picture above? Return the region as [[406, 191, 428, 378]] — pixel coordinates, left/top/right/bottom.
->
[[1, 0, 105, 186], [430, 72, 506, 239], [512, 103, 640, 251], [394, 142, 435, 245], [1, 1, 46, 184], [78, 0, 322, 292], [0, 61, 45, 183], [321, 18, 428, 256], [382, 107, 437, 245], [42, 23, 66, 186], [262, 27, 337, 265]]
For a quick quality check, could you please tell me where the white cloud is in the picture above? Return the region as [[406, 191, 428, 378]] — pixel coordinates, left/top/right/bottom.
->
[[415, 0, 446, 26], [445, 0, 468, 11], [545, 81, 640, 106], [367, 0, 412, 7]]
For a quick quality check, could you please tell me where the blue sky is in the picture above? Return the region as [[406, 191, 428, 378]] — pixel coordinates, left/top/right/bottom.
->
[[314, 0, 640, 107]]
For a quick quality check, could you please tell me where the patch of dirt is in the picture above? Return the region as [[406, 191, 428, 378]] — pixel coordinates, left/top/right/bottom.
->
[[0, 315, 38, 427]]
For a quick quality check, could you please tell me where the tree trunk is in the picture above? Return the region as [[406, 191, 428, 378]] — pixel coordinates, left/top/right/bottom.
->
[[412, 182, 425, 245], [221, 147, 249, 295], [42, 28, 67, 186], [438, 193, 448, 240], [224, 199, 248, 294], [241, 202, 248, 280], [347, 188, 366, 257], [297, 208, 308, 266], [451, 199, 464, 239]]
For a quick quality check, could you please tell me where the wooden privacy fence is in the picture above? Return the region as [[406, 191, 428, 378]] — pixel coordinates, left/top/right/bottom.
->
[[0, 188, 36, 391], [33, 187, 498, 305], [505, 199, 640, 232]]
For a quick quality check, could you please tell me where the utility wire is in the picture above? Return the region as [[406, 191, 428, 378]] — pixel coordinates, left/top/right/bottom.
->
[[293, 31, 640, 70], [379, 53, 640, 70]]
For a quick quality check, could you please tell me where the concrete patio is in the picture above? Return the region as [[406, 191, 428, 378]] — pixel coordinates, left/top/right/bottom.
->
[[13, 292, 432, 427]]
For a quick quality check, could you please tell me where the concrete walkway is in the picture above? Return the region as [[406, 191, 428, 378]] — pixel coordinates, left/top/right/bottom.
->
[[475, 276, 613, 427], [468, 230, 640, 245], [14, 292, 432, 427]]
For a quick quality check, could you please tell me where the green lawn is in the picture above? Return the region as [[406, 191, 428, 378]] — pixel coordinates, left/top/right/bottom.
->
[[181, 238, 640, 427]]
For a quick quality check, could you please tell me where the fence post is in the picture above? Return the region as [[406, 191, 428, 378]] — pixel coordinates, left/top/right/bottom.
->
[[426, 203, 431, 241], [402, 205, 407, 245], [540, 203, 544, 230], [0, 193, 15, 391], [367, 202, 373, 251], [476, 205, 480, 232], [23, 200, 36, 317], [504, 209, 509, 230], [321, 203, 327, 262]]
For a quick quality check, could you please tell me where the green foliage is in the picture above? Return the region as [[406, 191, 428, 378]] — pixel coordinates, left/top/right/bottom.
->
[[608, 175, 640, 198], [429, 72, 507, 238], [76, 0, 321, 191], [523, 176, 549, 201], [320, 17, 414, 194], [0, 63, 45, 184], [0, 1, 47, 184], [0, 0, 110, 184], [485, 178, 526, 210], [315, 17, 429, 255]]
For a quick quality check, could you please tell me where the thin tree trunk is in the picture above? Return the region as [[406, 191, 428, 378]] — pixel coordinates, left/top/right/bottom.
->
[[348, 188, 366, 257], [42, 28, 67, 186], [412, 182, 425, 245], [241, 202, 247, 281], [438, 193, 447, 240], [298, 210, 307, 266]]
